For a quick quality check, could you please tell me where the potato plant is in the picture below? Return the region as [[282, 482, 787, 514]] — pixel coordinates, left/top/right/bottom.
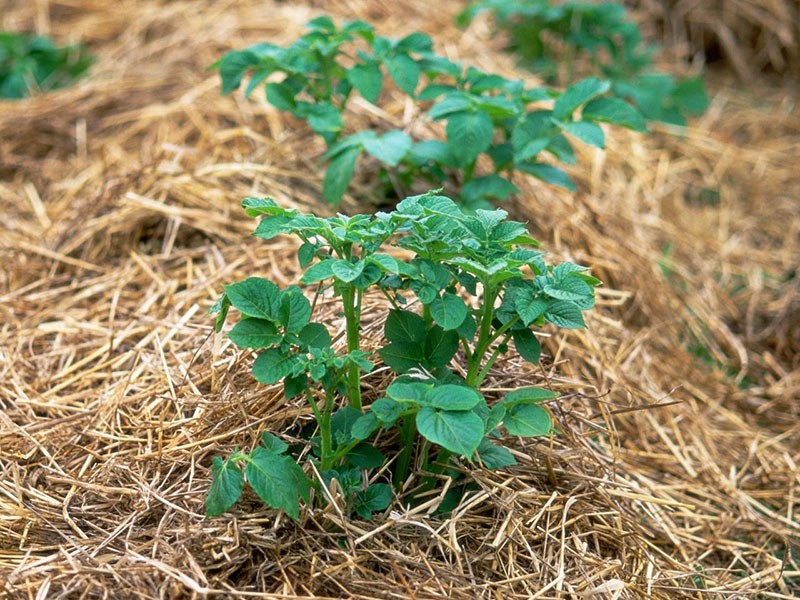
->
[[216, 17, 646, 209], [206, 192, 600, 518], [459, 0, 710, 126]]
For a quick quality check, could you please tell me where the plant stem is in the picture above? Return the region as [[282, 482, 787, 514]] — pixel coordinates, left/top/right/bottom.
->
[[342, 285, 363, 410], [466, 286, 496, 387], [318, 390, 334, 471], [394, 415, 416, 491]]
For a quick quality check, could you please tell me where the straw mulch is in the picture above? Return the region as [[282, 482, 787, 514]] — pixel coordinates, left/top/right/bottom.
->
[[1, 1, 798, 598], [630, 0, 800, 81]]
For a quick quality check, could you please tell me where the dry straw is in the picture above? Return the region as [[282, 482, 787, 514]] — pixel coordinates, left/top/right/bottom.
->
[[1, 0, 798, 598]]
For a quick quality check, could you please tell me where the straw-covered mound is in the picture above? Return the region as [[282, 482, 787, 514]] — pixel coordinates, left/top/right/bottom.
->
[[1, 1, 798, 598], [630, 0, 800, 81]]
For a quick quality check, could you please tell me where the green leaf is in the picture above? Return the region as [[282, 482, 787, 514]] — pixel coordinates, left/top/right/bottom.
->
[[206, 456, 244, 517], [323, 145, 361, 206], [386, 381, 431, 404], [396, 32, 433, 53], [260, 432, 289, 454], [351, 412, 381, 440], [430, 292, 468, 331], [265, 81, 296, 110], [583, 97, 647, 132], [424, 325, 459, 368], [515, 289, 549, 325], [224, 278, 281, 321], [210, 293, 231, 333], [298, 242, 316, 268], [298, 322, 331, 349], [446, 111, 494, 167], [423, 385, 483, 411], [384, 309, 426, 344], [379, 341, 423, 374], [516, 162, 575, 191], [369, 397, 406, 424], [500, 387, 556, 406], [475, 439, 516, 469], [279, 290, 312, 333], [252, 348, 299, 384], [355, 483, 392, 519], [543, 274, 594, 301], [362, 130, 412, 167], [300, 260, 334, 284], [331, 259, 365, 283], [346, 61, 382, 104], [386, 53, 420, 96], [228, 318, 281, 349], [284, 374, 307, 398], [512, 329, 541, 364], [347, 443, 385, 469], [369, 253, 400, 274], [416, 408, 484, 458], [561, 121, 605, 149], [461, 174, 520, 204], [428, 93, 472, 119], [304, 102, 343, 134], [553, 78, 611, 120], [252, 215, 294, 240], [672, 76, 709, 116], [245, 448, 309, 520], [545, 300, 585, 329], [503, 404, 552, 437]]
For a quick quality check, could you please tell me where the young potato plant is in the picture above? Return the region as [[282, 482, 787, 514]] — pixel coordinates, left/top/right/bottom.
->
[[206, 191, 600, 518], [217, 17, 646, 209], [458, 0, 710, 126], [0, 32, 93, 99]]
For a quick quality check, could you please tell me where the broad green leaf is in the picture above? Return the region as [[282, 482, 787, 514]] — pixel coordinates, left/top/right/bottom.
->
[[476, 439, 516, 469], [224, 278, 281, 321], [362, 130, 412, 167], [347, 443, 385, 469], [416, 407, 484, 457], [386, 53, 420, 96], [245, 448, 309, 520], [424, 325, 459, 368], [355, 483, 392, 518], [512, 329, 541, 364], [260, 432, 289, 454], [672, 76, 709, 116], [323, 145, 361, 206], [583, 97, 647, 132], [369, 253, 400, 274], [515, 289, 549, 326], [396, 32, 433, 53], [283, 374, 307, 398], [265, 81, 296, 110], [561, 121, 605, 148], [206, 456, 244, 516], [300, 260, 334, 284], [461, 174, 520, 204], [252, 348, 299, 384], [428, 93, 472, 119], [369, 397, 406, 424], [424, 385, 483, 411], [304, 102, 343, 134], [351, 412, 381, 440], [253, 215, 294, 240], [346, 61, 382, 104], [279, 290, 312, 332], [516, 162, 575, 191], [384, 309, 426, 344], [543, 275, 594, 301], [331, 406, 364, 446], [407, 139, 454, 165], [386, 381, 430, 404], [298, 242, 315, 268], [228, 318, 281, 349], [298, 322, 331, 349], [446, 110, 493, 167], [209, 293, 231, 333], [544, 300, 585, 329], [553, 78, 611, 120], [430, 292, 468, 331], [331, 259, 365, 283], [379, 341, 423, 374], [501, 387, 556, 406], [503, 403, 552, 437]]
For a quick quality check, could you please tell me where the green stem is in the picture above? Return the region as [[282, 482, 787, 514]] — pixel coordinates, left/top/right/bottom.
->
[[342, 285, 363, 410], [475, 332, 512, 386], [466, 286, 496, 387], [317, 390, 334, 471], [394, 415, 417, 491]]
